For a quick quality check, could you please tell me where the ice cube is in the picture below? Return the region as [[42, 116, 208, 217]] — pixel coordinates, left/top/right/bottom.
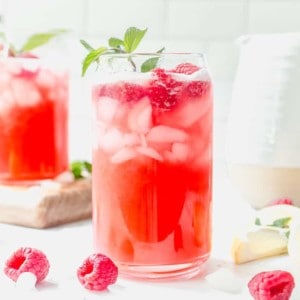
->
[[0, 90, 15, 115], [128, 97, 153, 134], [11, 78, 41, 107], [35, 69, 57, 89], [205, 268, 243, 294], [0, 72, 11, 92], [157, 96, 212, 129], [4, 60, 22, 75], [113, 102, 129, 128], [99, 128, 124, 153], [16, 272, 37, 291], [175, 98, 211, 128], [146, 125, 189, 144], [136, 146, 163, 161], [96, 96, 119, 124], [110, 147, 137, 164], [163, 150, 177, 164], [171, 142, 190, 162], [124, 133, 141, 147]]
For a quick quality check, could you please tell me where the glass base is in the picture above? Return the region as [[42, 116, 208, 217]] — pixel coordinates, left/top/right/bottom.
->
[[0, 171, 71, 187], [118, 254, 210, 281], [0, 179, 50, 187]]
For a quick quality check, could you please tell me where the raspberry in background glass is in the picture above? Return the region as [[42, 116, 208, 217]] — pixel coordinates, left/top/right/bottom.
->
[[90, 52, 213, 280]]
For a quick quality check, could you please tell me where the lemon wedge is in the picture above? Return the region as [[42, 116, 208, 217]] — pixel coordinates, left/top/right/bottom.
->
[[231, 204, 300, 264], [231, 227, 288, 264]]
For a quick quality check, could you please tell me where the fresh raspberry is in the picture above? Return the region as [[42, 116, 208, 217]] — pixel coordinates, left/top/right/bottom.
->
[[153, 68, 181, 89], [77, 253, 118, 291], [147, 68, 182, 110], [93, 82, 145, 103], [122, 83, 146, 102], [172, 63, 200, 75], [19, 52, 38, 59], [186, 81, 210, 97], [4, 247, 50, 283], [16, 68, 38, 80], [248, 270, 295, 300], [268, 198, 293, 206], [147, 84, 178, 110]]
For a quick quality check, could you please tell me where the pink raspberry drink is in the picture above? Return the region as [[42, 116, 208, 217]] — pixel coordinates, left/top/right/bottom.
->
[[0, 57, 69, 183], [92, 53, 213, 280]]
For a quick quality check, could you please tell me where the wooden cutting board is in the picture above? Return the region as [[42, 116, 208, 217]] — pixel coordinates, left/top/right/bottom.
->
[[0, 178, 92, 228]]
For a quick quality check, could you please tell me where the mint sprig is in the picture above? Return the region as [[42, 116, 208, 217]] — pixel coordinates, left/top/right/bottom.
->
[[20, 29, 68, 53], [70, 160, 92, 180], [123, 27, 147, 53], [255, 216, 292, 239], [255, 217, 292, 229], [80, 26, 164, 76], [0, 29, 68, 56]]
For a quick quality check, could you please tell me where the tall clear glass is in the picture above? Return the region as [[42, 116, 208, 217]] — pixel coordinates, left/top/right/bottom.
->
[[0, 57, 69, 184], [91, 53, 213, 280]]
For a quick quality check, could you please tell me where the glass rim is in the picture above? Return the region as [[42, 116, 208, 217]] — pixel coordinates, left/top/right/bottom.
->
[[99, 52, 205, 58]]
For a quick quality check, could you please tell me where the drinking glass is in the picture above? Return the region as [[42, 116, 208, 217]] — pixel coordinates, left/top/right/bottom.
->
[[91, 53, 213, 280], [0, 57, 69, 184]]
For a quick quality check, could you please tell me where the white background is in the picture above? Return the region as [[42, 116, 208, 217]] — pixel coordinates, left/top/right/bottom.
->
[[1, 0, 300, 162], [1, 1, 300, 298]]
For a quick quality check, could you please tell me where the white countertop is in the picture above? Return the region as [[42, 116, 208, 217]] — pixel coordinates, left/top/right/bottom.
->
[[0, 158, 299, 300], [0, 115, 299, 299]]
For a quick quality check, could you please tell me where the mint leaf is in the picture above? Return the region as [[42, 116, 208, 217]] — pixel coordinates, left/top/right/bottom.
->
[[255, 216, 291, 229], [123, 27, 147, 53], [70, 160, 92, 179], [82, 46, 108, 76], [255, 217, 261, 226], [285, 231, 290, 239], [0, 32, 6, 40], [141, 47, 165, 72], [270, 217, 291, 228], [109, 37, 124, 48], [20, 29, 68, 53], [80, 26, 164, 76], [80, 39, 94, 51]]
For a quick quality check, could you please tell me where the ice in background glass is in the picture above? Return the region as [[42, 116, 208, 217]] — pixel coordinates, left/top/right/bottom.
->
[[91, 53, 213, 280], [0, 57, 69, 183]]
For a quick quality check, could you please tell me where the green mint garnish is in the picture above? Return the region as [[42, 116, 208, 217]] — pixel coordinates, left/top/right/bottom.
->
[[70, 160, 92, 179], [285, 231, 290, 239], [255, 217, 261, 226], [80, 26, 164, 76], [20, 29, 68, 53], [141, 47, 165, 73], [123, 27, 147, 53], [269, 217, 291, 229], [255, 216, 291, 229], [1, 29, 67, 56]]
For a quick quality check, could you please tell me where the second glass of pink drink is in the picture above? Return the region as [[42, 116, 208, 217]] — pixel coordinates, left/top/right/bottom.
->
[[0, 57, 69, 184], [92, 53, 213, 280]]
